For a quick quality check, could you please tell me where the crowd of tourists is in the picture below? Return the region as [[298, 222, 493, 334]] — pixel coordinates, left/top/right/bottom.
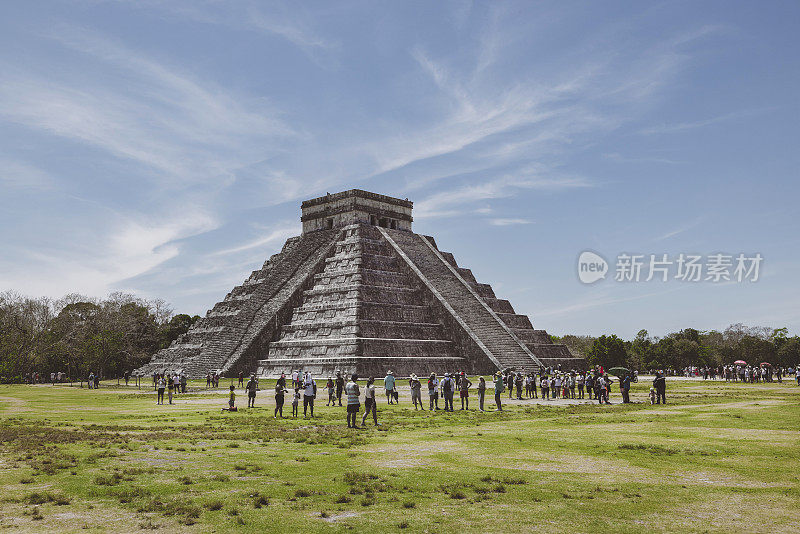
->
[[152, 371, 187, 405]]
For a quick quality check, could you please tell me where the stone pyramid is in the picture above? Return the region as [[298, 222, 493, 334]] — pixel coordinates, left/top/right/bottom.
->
[[136, 190, 583, 378]]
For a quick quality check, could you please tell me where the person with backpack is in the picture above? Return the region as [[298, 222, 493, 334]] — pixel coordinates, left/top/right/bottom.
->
[[428, 373, 439, 410], [345, 374, 361, 428], [441, 373, 455, 412], [303, 372, 317, 418], [653, 371, 667, 404], [493, 372, 504, 411]]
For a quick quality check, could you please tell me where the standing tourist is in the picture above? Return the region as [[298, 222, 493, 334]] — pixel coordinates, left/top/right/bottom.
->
[[459, 372, 472, 410], [493, 372, 504, 411], [515, 372, 523, 400], [180, 373, 187, 394], [325, 377, 336, 406], [303, 372, 316, 418], [361, 377, 379, 427], [620, 373, 631, 404], [238, 371, 244, 387], [477, 376, 486, 411], [167, 374, 174, 404], [428, 373, 439, 410], [653, 371, 667, 404], [441, 373, 455, 412], [507, 372, 515, 399], [157, 375, 166, 405], [384, 371, 396, 405], [274, 381, 287, 418], [335, 371, 345, 406], [246, 375, 258, 408], [577, 372, 585, 399], [292, 387, 300, 418], [540, 375, 550, 400], [409, 374, 424, 410], [345, 374, 361, 428]]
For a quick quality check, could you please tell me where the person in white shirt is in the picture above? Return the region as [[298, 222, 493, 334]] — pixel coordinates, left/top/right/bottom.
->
[[303, 372, 316, 418], [361, 377, 379, 426]]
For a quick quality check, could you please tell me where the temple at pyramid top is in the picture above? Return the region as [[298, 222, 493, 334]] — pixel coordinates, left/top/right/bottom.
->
[[301, 189, 414, 233], [136, 189, 584, 378]]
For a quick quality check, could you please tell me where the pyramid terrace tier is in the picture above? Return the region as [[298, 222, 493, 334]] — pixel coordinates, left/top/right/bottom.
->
[[279, 319, 447, 341]]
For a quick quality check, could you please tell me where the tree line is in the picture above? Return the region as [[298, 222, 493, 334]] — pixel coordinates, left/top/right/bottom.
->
[[0, 291, 199, 383], [553, 324, 800, 371]]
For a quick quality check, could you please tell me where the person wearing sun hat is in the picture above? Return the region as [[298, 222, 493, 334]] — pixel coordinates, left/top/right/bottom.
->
[[384, 370, 396, 405], [409, 373, 424, 410], [427, 372, 439, 410], [492, 372, 504, 411]]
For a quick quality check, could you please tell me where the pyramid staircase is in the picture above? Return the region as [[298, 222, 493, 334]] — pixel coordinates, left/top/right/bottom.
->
[[256, 224, 465, 377]]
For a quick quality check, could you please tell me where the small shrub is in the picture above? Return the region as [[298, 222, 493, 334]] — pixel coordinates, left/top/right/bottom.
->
[[294, 489, 312, 498], [335, 495, 352, 504], [212, 474, 230, 482], [253, 494, 269, 508], [402, 501, 415, 509], [399, 521, 409, 529], [205, 500, 224, 511], [320, 511, 329, 518]]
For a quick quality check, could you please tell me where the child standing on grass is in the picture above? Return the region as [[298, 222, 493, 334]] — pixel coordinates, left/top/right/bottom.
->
[[292, 387, 300, 418], [325, 377, 335, 406], [229, 384, 236, 410]]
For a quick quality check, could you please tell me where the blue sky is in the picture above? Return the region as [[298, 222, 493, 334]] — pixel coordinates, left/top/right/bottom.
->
[[1, 1, 798, 338]]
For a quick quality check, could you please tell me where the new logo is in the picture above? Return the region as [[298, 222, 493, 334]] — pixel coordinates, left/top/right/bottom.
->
[[577, 251, 608, 284]]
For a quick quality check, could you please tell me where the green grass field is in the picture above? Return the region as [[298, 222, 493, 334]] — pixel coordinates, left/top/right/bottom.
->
[[0, 377, 798, 533]]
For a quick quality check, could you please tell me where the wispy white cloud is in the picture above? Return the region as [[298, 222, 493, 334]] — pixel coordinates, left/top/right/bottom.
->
[[415, 170, 592, 219], [0, 27, 295, 188], [639, 108, 771, 135], [489, 218, 532, 226], [0, 159, 55, 190], [211, 224, 299, 257], [654, 217, 705, 241]]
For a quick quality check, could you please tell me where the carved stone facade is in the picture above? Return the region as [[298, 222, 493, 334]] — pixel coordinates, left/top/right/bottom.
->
[[136, 190, 584, 378]]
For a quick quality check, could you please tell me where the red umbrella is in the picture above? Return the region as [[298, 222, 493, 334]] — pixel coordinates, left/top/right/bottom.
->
[[760, 362, 772, 367], [734, 360, 747, 366]]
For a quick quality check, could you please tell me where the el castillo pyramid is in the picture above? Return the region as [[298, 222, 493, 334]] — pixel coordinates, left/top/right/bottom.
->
[[136, 190, 583, 378]]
